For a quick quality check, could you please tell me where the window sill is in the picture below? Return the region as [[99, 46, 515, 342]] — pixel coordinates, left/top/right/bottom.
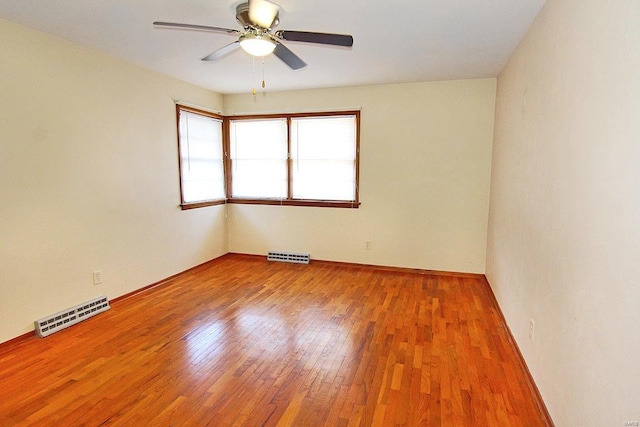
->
[[180, 199, 226, 210], [227, 198, 360, 209]]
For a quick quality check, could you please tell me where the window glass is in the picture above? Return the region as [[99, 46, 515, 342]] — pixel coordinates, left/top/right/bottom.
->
[[229, 119, 288, 199], [290, 115, 357, 201]]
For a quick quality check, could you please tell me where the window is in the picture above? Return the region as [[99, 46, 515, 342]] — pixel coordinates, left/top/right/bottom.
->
[[229, 118, 288, 199], [290, 116, 357, 201], [174, 108, 360, 209], [228, 112, 360, 208], [176, 106, 225, 209]]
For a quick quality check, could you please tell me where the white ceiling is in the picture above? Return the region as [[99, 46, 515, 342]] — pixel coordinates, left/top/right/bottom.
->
[[0, 0, 546, 95]]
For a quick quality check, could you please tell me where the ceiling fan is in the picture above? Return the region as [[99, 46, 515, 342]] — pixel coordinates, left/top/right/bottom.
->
[[153, 0, 354, 70]]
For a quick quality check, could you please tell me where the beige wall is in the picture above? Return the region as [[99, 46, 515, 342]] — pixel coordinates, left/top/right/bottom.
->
[[0, 19, 495, 344], [486, 0, 640, 425], [0, 20, 228, 343], [224, 80, 496, 273]]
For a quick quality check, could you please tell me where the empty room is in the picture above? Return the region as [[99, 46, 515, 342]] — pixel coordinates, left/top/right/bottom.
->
[[1, 0, 638, 425]]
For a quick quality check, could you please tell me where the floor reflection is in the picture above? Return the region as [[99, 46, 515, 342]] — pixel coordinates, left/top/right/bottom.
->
[[183, 319, 228, 366], [183, 305, 354, 378]]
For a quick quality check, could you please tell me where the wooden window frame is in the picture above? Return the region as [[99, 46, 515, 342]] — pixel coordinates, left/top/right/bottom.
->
[[225, 111, 361, 209], [175, 108, 360, 209], [176, 105, 227, 210]]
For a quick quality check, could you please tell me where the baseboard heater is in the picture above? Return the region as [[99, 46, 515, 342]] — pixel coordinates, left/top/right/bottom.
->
[[34, 295, 110, 338], [267, 251, 310, 264]]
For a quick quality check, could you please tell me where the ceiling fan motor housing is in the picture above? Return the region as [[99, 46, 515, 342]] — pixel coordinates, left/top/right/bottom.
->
[[236, 2, 279, 29]]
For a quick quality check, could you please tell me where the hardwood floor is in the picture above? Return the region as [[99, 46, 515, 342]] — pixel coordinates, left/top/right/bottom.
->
[[0, 254, 551, 426]]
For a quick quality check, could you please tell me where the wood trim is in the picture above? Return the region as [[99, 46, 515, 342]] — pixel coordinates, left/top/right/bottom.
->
[[180, 199, 225, 210], [228, 110, 361, 121], [226, 198, 360, 208], [354, 111, 361, 203], [175, 103, 186, 205], [175, 105, 226, 207], [110, 254, 229, 305], [0, 331, 35, 352], [228, 252, 485, 279], [175, 104, 224, 118], [286, 116, 293, 200], [483, 276, 556, 427], [223, 116, 231, 199]]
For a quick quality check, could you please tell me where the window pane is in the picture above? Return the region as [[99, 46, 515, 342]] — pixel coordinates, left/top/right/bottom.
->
[[291, 116, 357, 201], [230, 119, 288, 198], [178, 110, 225, 203]]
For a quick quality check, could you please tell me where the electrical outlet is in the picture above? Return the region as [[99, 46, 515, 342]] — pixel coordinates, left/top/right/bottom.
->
[[365, 241, 372, 250], [529, 319, 535, 341], [93, 270, 102, 285]]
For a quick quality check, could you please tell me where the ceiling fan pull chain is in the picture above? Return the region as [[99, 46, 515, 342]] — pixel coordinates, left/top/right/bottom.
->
[[252, 55, 257, 96]]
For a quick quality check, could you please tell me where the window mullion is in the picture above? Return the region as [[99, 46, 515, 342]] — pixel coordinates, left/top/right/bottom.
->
[[287, 116, 292, 201], [223, 117, 231, 200]]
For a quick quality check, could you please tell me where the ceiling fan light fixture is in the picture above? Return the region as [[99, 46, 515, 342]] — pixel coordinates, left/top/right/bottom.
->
[[153, 0, 354, 70], [239, 33, 276, 57]]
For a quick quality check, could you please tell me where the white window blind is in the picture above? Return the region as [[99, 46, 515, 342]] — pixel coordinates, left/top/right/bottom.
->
[[178, 109, 225, 203], [230, 119, 288, 199], [291, 115, 357, 201]]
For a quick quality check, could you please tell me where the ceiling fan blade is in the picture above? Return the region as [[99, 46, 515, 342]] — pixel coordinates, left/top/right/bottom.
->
[[273, 43, 306, 70], [277, 30, 353, 47], [201, 42, 241, 61], [248, 0, 280, 29], [153, 21, 240, 35]]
